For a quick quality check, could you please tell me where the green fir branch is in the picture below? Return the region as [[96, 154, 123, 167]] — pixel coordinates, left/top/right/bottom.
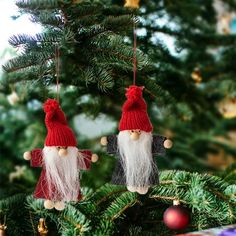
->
[[89, 183, 126, 205], [58, 204, 91, 235], [16, 0, 59, 10], [103, 191, 139, 221]]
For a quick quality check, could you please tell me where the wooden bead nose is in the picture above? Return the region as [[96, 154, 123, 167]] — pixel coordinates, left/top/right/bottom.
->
[[58, 148, 68, 157], [130, 132, 140, 140]]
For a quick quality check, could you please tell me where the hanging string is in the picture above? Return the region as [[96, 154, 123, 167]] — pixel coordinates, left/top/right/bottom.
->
[[55, 44, 60, 102], [133, 21, 137, 85]]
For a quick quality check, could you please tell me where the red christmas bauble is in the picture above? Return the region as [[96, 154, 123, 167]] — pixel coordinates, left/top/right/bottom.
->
[[163, 205, 190, 230]]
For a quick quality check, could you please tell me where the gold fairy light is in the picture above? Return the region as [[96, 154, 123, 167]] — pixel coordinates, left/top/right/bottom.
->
[[124, 0, 140, 9], [38, 218, 48, 236]]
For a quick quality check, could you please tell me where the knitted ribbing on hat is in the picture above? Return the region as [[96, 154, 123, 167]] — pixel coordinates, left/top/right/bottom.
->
[[119, 85, 153, 132], [43, 99, 77, 146]]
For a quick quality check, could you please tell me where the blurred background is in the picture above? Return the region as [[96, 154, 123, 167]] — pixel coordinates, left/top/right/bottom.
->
[[0, 0, 236, 235]]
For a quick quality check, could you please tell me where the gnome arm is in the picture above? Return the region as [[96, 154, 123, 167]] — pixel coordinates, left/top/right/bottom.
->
[[78, 150, 92, 170], [106, 135, 118, 154], [29, 149, 44, 167], [152, 135, 167, 155]]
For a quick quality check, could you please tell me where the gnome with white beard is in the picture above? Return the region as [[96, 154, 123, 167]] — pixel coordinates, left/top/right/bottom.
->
[[101, 85, 172, 194], [23, 99, 98, 211]]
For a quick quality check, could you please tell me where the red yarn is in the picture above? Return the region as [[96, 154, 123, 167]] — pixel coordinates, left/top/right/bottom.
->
[[123, 86, 147, 112], [43, 99, 77, 146], [119, 85, 153, 132], [125, 85, 144, 100], [43, 99, 60, 113]]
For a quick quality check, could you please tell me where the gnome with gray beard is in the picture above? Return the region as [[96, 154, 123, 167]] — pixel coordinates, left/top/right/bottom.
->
[[101, 85, 172, 194], [23, 99, 98, 211]]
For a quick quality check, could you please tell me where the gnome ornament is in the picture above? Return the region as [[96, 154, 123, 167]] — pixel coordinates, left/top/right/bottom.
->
[[23, 99, 98, 211], [101, 85, 172, 195]]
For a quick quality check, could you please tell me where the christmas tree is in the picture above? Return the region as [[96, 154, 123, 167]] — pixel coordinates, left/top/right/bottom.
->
[[0, 0, 236, 235]]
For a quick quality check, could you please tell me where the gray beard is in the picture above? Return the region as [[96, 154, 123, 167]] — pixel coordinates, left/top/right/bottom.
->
[[43, 146, 80, 201], [117, 131, 155, 187]]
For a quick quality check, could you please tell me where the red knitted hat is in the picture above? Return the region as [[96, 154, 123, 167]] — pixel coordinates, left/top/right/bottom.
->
[[43, 99, 77, 146], [119, 85, 153, 132]]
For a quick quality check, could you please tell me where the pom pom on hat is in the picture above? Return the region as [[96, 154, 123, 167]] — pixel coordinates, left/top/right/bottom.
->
[[44, 99, 67, 129], [122, 85, 147, 112], [43, 99, 77, 147], [119, 85, 153, 132], [43, 99, 60, 113], [125, 85, 144, 100]]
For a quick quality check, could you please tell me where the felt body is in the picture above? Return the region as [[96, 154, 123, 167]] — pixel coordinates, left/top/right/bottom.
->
[[30, 149, 92, 201], [106, 134, 166, 186]]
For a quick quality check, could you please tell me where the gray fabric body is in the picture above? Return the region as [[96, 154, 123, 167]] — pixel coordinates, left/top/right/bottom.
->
[[106, 134, 166, 186]]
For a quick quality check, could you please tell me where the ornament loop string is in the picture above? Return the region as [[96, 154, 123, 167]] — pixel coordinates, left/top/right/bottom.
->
[[133, 20, 137, 85], [55, 44, 60, 102]]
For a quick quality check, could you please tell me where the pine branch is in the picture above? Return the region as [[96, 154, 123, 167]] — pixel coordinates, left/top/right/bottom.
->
[[30, 12, 64, 28], [0, 194, 35, 236], [89, 183, 126, 205], [143, 78, 176, 104], [220, 162, 236, 185], [8, 33, 61, 47], [58, 205, 91, 235], [3, 53, 53, 73], [103, 191, 139, 221], [16, 0, 59, 10], [150, 171, 236, 226]]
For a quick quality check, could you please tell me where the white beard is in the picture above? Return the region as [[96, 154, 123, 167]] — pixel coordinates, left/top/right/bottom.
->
[[43, 146, 83, 201], [117, 131, 155, 188]]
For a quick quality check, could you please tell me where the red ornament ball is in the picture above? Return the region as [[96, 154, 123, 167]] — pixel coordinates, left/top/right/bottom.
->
[[163, 205, 190, 230]]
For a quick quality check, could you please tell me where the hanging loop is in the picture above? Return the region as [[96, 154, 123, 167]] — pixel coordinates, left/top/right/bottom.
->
[[133, 21, 137, 85], [55, 43, 60, 102]]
